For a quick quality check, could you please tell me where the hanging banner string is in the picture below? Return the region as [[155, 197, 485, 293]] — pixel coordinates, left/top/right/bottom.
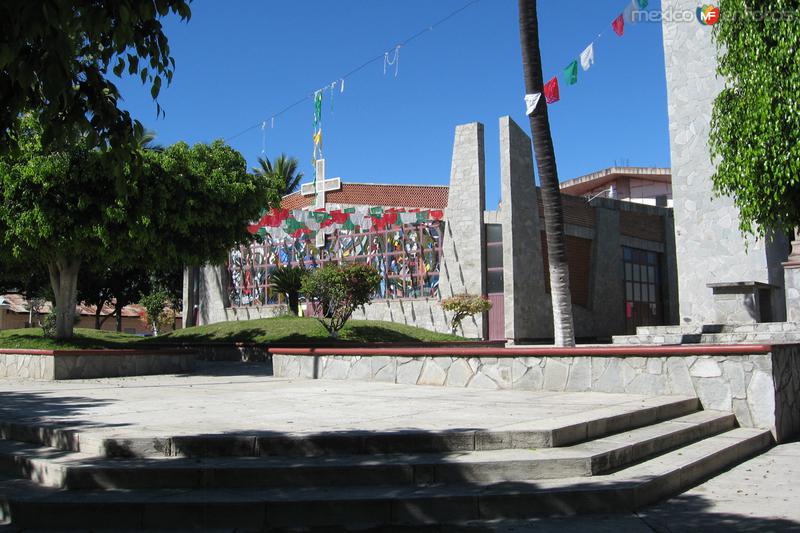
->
[[527, 0, 649, 110], [384, 45, 401, 77], [224, 0, 481, 143]]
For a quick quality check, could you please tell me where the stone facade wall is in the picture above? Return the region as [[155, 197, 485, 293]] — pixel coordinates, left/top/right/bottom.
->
[[0, 352, 195, 380], [662, 0, 788, 325], [0, 354, 54, 380], [274, 347, 800, 442], [784, 266, 800, 323]]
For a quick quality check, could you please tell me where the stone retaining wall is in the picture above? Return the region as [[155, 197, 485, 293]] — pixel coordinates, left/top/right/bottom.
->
[[273, 345, 800, 442], [0, 351, 195, 380]]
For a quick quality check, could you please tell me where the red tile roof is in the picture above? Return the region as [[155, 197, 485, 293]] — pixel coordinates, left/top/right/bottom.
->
[[281, 183, 449, 210], [0, 294, 156, 318]]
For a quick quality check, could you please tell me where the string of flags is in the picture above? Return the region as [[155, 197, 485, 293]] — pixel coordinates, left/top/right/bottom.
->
[[224, 0, 482, 147], [525, 0, 649, 114]]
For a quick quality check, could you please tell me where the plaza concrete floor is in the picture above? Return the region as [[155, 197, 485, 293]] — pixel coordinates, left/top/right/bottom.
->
[[0, 362, 797, 531], [0, 362, 669, 441]]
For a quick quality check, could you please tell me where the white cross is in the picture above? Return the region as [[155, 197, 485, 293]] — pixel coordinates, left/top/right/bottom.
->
[[300, 159, 341, 210]]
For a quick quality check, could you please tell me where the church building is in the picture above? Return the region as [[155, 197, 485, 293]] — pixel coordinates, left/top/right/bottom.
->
[[185, 116, 677, 342]]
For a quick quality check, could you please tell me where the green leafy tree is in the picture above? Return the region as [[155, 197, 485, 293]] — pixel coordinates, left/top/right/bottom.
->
[[0, 118, 275, 339], [518, 0, 575, 346], [0, 0, 191, 155], [252, 154, 304, 197], [137, 140, 278, 268], [0, 116, 128, 339], [709, 0, 800, 238], [270, 266, 306, 316], [440, 294, 493, 336], [301, 264, 382, 338], [77, 265, 153, 331]]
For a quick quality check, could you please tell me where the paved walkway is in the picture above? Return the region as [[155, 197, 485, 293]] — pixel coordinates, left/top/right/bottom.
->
[[0, 362, 656, 440]]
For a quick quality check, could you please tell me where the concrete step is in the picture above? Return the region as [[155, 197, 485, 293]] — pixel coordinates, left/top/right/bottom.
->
[[634, 323, 799, 336], [0, 396, 701, 458], [613, 331, 800, 345], [0, 410, 735, 490], [0, 428, 772, 529]]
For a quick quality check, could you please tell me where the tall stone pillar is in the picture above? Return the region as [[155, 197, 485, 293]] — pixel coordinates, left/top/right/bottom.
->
[[499, 116, 548, 342], [440, 122, 487, 339]]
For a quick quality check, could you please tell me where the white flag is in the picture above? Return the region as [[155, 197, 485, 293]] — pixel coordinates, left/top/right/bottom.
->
[[580, 43, 595, 72], [524, 93, 542, 115], [624, 0, 638, 24]]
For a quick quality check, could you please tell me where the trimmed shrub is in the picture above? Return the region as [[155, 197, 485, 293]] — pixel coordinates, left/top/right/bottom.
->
[[441, 294, 492, 335], [301, 264, 382, 338]]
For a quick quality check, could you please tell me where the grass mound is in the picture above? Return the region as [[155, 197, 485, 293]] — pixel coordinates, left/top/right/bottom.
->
[[0, 317, 465, 350], [0, 328, 141, 350], [156, 317, 464, 344]]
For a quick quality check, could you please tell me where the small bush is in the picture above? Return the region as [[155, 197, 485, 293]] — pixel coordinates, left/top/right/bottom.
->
[[301, 264, 382, 338], [441, 294, 492, 335], [40, 309, 78, 338], [139, 288, 175, 336], [40, 312, 57, 338]]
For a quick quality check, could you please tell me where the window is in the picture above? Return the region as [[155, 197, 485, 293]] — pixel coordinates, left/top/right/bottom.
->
[[485, 224, 504, 295], [622, 246, 663, 332], [228, 220, 445, 306]]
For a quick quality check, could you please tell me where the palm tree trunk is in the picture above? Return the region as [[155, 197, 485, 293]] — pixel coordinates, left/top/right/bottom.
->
[[517, 0, 576, 347]]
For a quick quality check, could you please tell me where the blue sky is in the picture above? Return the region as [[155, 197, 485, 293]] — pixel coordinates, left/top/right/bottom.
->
[[117, 0, 671, 209]]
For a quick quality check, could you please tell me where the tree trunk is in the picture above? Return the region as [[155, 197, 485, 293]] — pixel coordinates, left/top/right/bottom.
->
[[517, 0, 576, 347], [94, 299, 103, 330], [47, 257, 81, 340], [115, 304, 124, 332]]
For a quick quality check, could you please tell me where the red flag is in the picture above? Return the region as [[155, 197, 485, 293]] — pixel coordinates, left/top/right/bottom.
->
[[544, 76, 560, 104], [612, 14, 625, 36]]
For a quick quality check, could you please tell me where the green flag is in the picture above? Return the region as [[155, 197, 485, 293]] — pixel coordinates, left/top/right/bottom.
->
[[343, 207, 356, 214], [370, 206, 384, 217], [563, 60, 578, 86], [343, 218, 356, 231], [636, 0, 648, 8]]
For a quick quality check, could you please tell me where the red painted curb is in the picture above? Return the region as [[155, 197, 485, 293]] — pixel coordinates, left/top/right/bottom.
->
[[268, 344, 774, 357]]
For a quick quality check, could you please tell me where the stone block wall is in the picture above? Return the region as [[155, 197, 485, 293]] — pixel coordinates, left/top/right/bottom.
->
[[0, 351, 195, 380], [274, 345, 800, 442], [662, 0, 789, 324], [0, 353, 54, 380], [785, 266, 800, 323]]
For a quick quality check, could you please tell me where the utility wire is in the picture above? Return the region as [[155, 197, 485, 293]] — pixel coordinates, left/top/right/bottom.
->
[[224, 0, 481, 143]]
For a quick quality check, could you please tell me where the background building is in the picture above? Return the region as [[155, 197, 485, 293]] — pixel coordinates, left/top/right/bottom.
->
[[560, 167, 672, 208], [0, 294, 181, 334], [187, 116, 677, 342]]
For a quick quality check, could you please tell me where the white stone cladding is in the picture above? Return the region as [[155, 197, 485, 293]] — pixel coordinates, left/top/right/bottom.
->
[[274, 344, 800, 442], [661, 0, 789, 324]]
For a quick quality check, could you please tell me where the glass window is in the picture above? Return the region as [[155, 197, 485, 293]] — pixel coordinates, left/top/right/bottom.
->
[[486, 224, 503, 244], [487, 270, 504, 293], [487, 245, 503, 269]]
